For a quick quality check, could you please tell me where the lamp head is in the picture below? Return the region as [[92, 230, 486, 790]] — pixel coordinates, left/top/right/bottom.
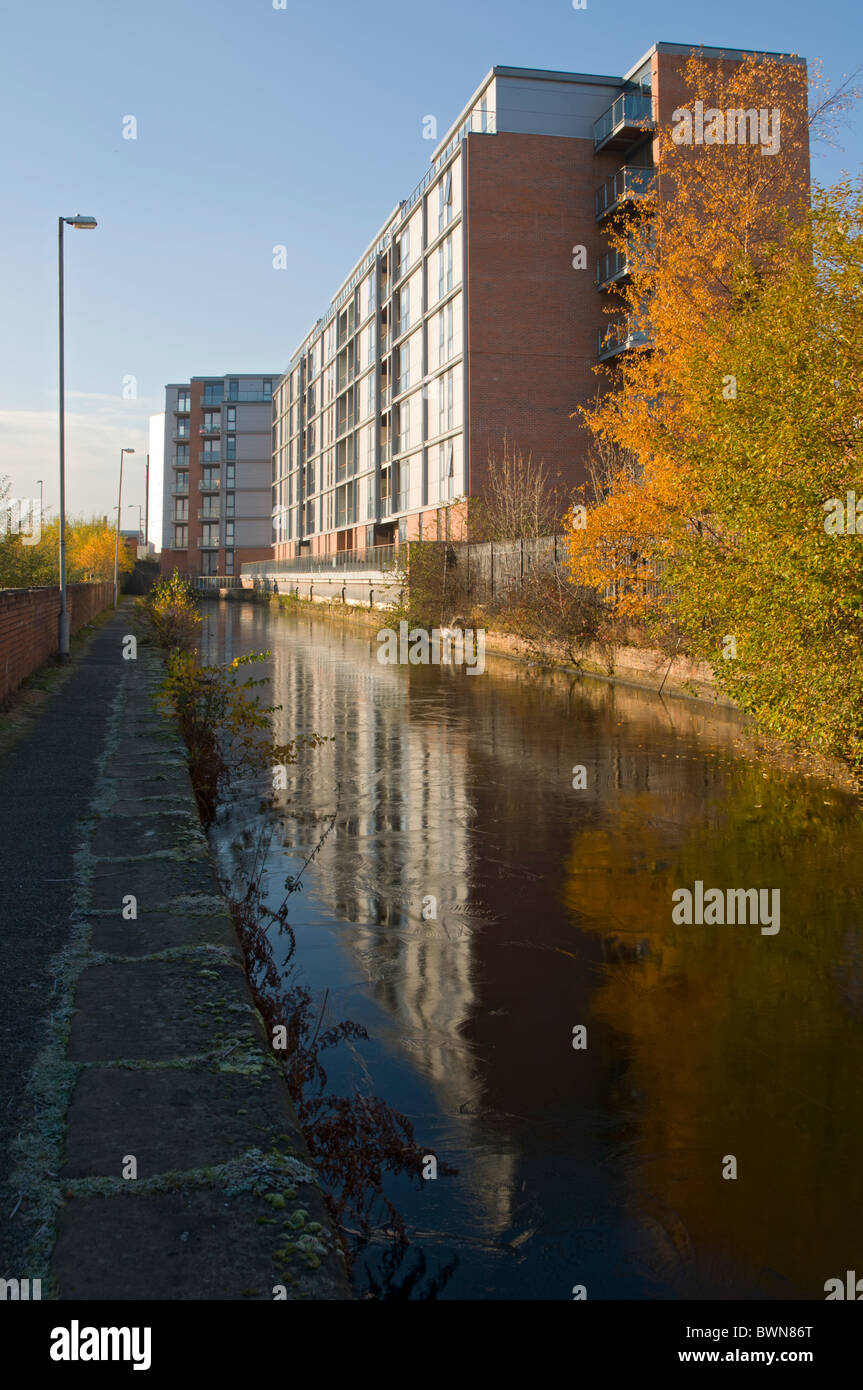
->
[[64, 215, 98, 230]]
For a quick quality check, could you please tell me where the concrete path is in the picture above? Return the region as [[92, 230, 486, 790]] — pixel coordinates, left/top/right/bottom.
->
[[0, 604, 349, 1299]]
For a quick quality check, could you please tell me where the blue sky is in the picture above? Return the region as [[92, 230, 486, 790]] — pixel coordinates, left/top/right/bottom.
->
[[1, 0, 861, 522]]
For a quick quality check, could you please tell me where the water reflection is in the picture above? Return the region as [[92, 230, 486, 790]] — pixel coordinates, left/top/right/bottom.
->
[[202, 601, 863, 1300]]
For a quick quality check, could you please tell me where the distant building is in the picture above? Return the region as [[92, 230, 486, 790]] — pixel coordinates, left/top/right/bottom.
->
[[159, 374, 277, 577]]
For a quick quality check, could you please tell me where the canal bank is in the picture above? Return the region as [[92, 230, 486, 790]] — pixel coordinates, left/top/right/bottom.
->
[[2, 605, 348, 1300]]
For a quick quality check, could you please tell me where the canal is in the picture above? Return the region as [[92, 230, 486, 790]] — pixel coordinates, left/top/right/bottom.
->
[[201, 599, 863, 1301]]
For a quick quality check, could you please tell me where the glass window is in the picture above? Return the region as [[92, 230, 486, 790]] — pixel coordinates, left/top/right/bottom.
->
[[398, 343, 410, 394], [228, 379, 239, 400], [174, 524, 188, 547], [225, 521, 235, 546], [226, 406, 236, 429], [226, 464, 236, 487], [225, 492, 235, 517], [399, 285, 410, 335], [263, 379, 272, 397], [225, 550, 234, 575]]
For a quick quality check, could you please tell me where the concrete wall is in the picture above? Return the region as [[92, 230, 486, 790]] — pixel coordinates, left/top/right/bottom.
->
[[0, 583, 114, 703]]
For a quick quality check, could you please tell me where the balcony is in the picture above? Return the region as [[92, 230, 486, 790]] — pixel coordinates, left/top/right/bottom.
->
[[171, 482, 189, 496], [199, 422, 221, 436], [198, 478, 221, 492], [202, 390, 224, 406], [197, 537, 221, 550], [596, 247, 631, 289], [199, 451, 221, 464], [379, 332, 393, 356], [594, 91, 654, 152], [174, 402, 190, 415], [597, 319, 652, 360], [223, 390, 274, 402], [172, 427, 190, 440], [171, 454, 190, 467], [595, 165, 655, 220], [197, 508, 221, 522], [380, 441, 392, 462], [170, 510, 189, 523], [380, 385, 392, 410]]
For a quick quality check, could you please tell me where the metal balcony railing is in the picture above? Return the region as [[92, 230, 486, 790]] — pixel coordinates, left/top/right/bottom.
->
[[596, 247, 631, 288], [198, 478, 221, 492], [197, 537, 221, 549], [169, 510, 189, 523], [594, 91, 654, 151], [242, 544, 398, 577], [197, 509, 221, 522], [595, 165, 655, 220], [171, 455, 190, 467], [171, 483, 189, 496], [597, 319, 653, 360]]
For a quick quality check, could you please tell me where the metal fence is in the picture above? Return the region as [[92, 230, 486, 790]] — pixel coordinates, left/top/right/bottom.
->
[[242, 544, 397, 578]]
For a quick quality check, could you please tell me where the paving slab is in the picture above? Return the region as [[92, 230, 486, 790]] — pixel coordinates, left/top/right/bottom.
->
[[61, 1067, 306, 1177], [67, 960, 260, 1062], [89, 856, 217, 910], [51, 1188, 349, 1300], [89, 911, 239, 959]]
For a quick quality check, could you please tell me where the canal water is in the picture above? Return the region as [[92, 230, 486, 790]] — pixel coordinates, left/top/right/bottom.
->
[[201, 599, 863, 1301]]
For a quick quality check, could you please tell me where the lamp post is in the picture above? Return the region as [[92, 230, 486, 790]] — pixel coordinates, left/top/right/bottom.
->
[[128, 503, 143, 544], [114, 447, 135, 608], [58, 214, 97, 658]]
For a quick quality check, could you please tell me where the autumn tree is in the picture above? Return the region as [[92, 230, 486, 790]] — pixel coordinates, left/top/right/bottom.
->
[[566, 51, 863, 772]]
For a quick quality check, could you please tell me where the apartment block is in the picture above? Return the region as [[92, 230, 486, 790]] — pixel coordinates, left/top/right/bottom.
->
[[270, 43, 808, 562], [159, 374, 277, 577]]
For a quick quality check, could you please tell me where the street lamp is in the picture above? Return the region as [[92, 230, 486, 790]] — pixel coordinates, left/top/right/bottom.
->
[[114, 448, 135, 608], [128, 503, 143, 544], [58, 214, 97, 658]]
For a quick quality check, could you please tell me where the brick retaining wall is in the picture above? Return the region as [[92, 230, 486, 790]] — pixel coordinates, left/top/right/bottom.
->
[[0, 583, 114, 702]]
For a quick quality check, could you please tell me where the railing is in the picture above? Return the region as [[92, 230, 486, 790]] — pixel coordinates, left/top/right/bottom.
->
[[199, 451, 221, 464], [171, 483, 189, 496], [169, 510, 189, 523], [596, 248, 630, 288], [598, 319, 652, 359], [173, 427, 190, 439], [197, 509, 221, 521], [242, 544, 398, 577], [194, 575, 243, 590], [174, 402, 190, 414], [223, 390, 273, 402], [379, 333, 392, 355], [171, 455, 190, 467], [199, 423, 221, 435], [595, 165, 655, 219], [197, 537, 221, 549], [380, 386, 392, 409], [593, 91, 654, 150], [198, 478, 221, 492]]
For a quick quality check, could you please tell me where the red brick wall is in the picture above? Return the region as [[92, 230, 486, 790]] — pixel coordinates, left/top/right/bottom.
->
[[0, 582, 114, 702], [464, 130, 620, 498]]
